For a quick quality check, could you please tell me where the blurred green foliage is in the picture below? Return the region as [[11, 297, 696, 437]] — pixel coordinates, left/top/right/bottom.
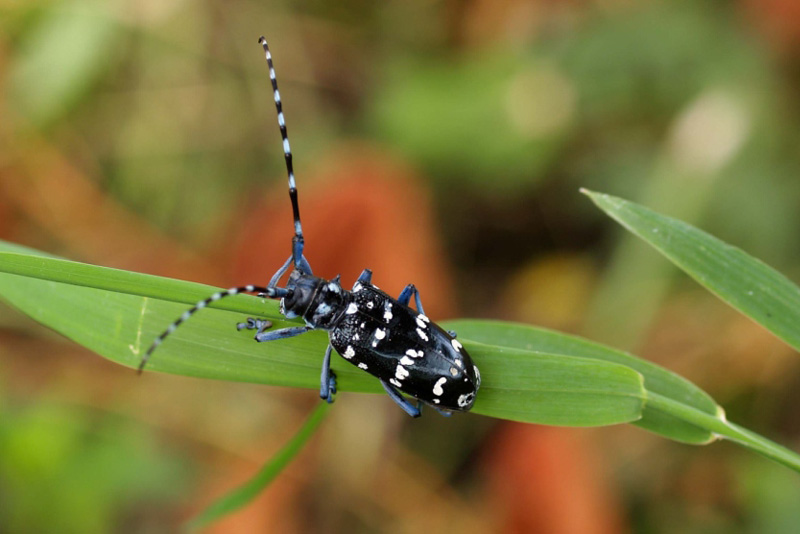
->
[[371, 52, 569, 191], [0, 385, 191, 532], [8, 1, 120, 127], [739, 458, 800, 533]]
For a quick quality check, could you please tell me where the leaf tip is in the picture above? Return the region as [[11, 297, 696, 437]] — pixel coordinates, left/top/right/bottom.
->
[[579, 188, 605, 204], [580, 189, 626, 214]]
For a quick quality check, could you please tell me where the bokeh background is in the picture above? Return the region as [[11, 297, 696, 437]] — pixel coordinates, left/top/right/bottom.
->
[[2, 0, 800, 532]]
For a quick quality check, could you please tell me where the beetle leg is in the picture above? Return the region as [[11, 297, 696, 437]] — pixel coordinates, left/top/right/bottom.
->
[[380, 380, 421, 417], [253, 325, 312, 342], [355, 268, 373, 286], [397, 284, 425, 315], [267, 255, 293, 288], [319, 344, 337, 403], [236, 317, 272, 331]]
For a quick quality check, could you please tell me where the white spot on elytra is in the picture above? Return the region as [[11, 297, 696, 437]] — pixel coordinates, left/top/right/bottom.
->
[[400, 356, 415, 366], [454, 358, 463, 368], [433, 377, 447, 396], [358, 362, 368, 370], [389, 378, 402, 387], [416, 328, 429, 341], [343, 346, 355, 359], [433, 399, 440, 404], [451, 339, 463, 352], [450, 367, 458, 376], [395, 365, 409, 380], [346, 302, 358, 314], [457, 393, 474, 408], [406, 349, 423, 359], [372, 328, 387, 348], [366, 301, 374, 309], [415, 316, 427, 329], [418, 314, 430, 323]]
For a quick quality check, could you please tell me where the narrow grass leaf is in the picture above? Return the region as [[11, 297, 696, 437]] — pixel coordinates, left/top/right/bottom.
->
[[465, 341, 645, 426], [0, 251, 271, 316], [645, 393, 800, 472], [583, 189, 800, 354], [3, 241, 800, 473], [447, 319, 719, 444], [188, 402, 331, 530], [0, 243, 644, 427]]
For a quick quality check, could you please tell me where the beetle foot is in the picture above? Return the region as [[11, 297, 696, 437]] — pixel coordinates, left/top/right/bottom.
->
[[237, 317, 272, 331], [321, 370, 337, 403]]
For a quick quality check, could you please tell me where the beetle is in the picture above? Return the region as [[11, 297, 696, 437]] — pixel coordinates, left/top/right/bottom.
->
[[137, 37, 481, 417]]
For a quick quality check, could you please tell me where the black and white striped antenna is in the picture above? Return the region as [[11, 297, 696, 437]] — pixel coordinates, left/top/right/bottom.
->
[[138, 37, 308, 373], [258, 36, 307, 269]]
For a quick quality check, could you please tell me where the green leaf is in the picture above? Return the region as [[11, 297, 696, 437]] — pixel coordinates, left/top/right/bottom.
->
[[4, 239, 800, 474], [447, 319, 719, 444], [187, 402, 331, 530], [463, 341, 644, 426], [582, 190, 800, 470], [0, 242, 644, 427], [645, 393, 800, 472], [0, 251, 272, 316], [583, 189, 800, 354]]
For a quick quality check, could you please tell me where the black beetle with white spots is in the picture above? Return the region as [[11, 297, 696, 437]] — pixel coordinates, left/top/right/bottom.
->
[[138, 37, 481, 417]]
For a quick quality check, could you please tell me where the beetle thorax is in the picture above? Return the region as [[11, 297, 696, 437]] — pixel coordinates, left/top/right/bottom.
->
[[280, 271, 349, 329]]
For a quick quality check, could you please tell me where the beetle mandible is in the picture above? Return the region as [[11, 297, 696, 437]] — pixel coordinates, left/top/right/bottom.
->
[[138, 37, 481, 417]]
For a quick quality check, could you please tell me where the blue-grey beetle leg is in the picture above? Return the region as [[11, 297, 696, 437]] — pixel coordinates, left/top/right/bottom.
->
[[397, 284, 425, 315], [319, 344, 337, 403], [355, 268, 373, 286], [380, 380, 421, 417], [253, 325, 311, 342]]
